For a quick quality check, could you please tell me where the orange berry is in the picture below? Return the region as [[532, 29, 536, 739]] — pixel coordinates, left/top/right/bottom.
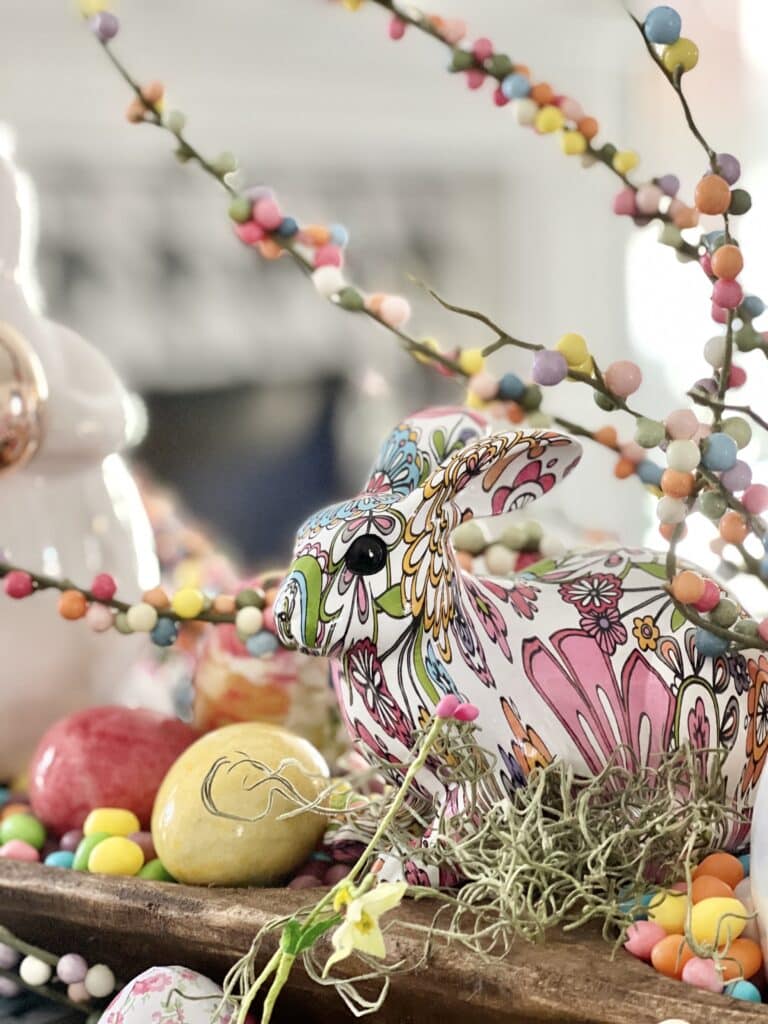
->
[[59, 589, 88, 620], [719, 510, 749, 545], [694, 852, 745, 889], [456, 550, 474, 572], [711, 244, 744, 281], [302, 224, 330, 246], [690, 875, 734, 904], [671, 203, 700, 229], [670, 570, 706, 604], [530, 82, 554, 105], [366, 293, 385, 315], [594, 426, 618, 448], [506, 402, 525, 424], [695, 174, 731, 216], [661, 469, 695, 498], [650, 934, 694, 979], [264, 586, 280, 608], [142, 586, 170, 609], [213, 594, 236, 615], [660, 522, 688, 542], [125, 98, 146, 124], [513, 64, 530, 77], [614, 457, 635, 479], [719, 937, 762, 981], [141, 80, 165, 104], [577, 116, 598, 140], [258, 238, 283, 260]]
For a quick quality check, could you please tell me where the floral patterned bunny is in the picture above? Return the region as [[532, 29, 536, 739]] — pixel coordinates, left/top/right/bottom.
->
[[275, 407, 762, 851]]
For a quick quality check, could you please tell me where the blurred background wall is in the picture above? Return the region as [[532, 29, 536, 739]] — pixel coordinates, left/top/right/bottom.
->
[[0, 0, 765, 574]]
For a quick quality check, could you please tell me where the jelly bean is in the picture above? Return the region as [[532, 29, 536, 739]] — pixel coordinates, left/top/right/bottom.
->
[[288, 874, 323, 889], [1, 802, 31, 820], [44, 850, 75, 868], [648, 891, 689, 934], [87, 836, 144, 876], [129, 831, 157, 862], [738, 853, 750, 877], [694, 852, 745, 889], [725, 979, 762, 1002], [0, 812, 46, 850], [690, 897, 747, 946], [59, 829, 84, 852], [624, 920, 667, 960], [0, 839, 40, 862], [681, 956, 723, 993], [83, 807, 141, 838], [73, 832, 110, 871], [718, 937, 762, 981], [650, 934, 694, 978], [137, 858, 175, 882], [691, 875, 734, 904]]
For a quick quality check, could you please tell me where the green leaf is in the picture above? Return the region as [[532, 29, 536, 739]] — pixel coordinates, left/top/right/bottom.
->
[[670, 607, 687, 632], [523, 558, 556, 577], [433, 429, 445, 460], [376, 584, 407, 618], [635, 561, 669, 580], [281, 916, 340, 956]]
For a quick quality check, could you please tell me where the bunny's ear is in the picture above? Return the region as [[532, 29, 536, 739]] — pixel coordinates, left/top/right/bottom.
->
[[423, 430, 582, 521]]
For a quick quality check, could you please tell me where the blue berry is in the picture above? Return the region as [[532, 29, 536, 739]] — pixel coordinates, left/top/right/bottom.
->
[[643, 6, 682, 45], [246, 631, 279, 657], [695, 628, 729, 658], [702, 432, 738, 471], [501, 73, 531, 100], [498, 372, 526, 401], [329, 223, 349, 247], [150, 618, 178, 648], [277, 217, 299, 238], [637, 460, 663, 486], [742, 294, 766, 319]]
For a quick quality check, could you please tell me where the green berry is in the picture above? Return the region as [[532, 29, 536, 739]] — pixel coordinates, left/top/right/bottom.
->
[[710, 598, 739, 629], [114, 612, 133, 634], [735, 325, 761, 352], [500, 523, 527, 550], [521, 521, 543, 550], [734, 618, 760, 640], [729, 189, 752, 216], [228, 196, 253, 224], [521, 384, 542, 412], [450, 49, 475, 71], [658, 224, 683, 248], [722, 416, 752, 450], [165, 109, 186, 134], [635, 418, 666, 448], [452, 521, 486, 555], [594, 391, 616, 411], [213, 151, 238, 175], [486, 53, 513, 77], [600, 143, 617, 162], [337, 287, 365, 311], [235, 588, 266, 610], [527, 411, 551, 428], [699, 490, 728, 520]]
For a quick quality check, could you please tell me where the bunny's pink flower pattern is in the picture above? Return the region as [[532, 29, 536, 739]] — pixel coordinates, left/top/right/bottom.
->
[[578, 605, 627, 655], [559, 573, 622, 612], [346, 638, 412, 747]]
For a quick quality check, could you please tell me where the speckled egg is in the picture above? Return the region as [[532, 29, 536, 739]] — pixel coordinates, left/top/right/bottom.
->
[[151, 722, 328, 886], [96, 965, 235, 1024]]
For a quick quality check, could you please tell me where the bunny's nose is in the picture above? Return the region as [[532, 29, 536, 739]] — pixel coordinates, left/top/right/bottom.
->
[[273, 582, 298, 649]]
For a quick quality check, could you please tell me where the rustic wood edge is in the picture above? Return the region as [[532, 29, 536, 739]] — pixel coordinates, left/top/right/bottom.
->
[[0, 862, 766, 1023]]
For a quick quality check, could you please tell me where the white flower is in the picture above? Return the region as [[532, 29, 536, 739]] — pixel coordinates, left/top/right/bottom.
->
[[323, 881, 407, 974]]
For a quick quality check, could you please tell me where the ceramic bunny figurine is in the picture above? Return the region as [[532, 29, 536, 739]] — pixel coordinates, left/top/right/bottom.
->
[[276, 407, 762, 849], [0, 145, 158, 776]]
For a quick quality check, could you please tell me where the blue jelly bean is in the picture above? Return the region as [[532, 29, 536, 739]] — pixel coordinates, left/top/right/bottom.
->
[[739, 852, 750, 877], [643, 6, 682, 45], [695, 627, 729, 658], [277, 217, 299, 238], [0, 787, 9, 807], [637, 460, 663, 486], [44, 850, 75, 869], [329, 223, 349, 247], [246, 631, 279, 657], [742, 295, 766, 319], [498, 372, 526, 401], [702, 432, 738, 472], [151, 618, 178, 648], [725, 980, 762, 1002], [501, 73, 531, 99]]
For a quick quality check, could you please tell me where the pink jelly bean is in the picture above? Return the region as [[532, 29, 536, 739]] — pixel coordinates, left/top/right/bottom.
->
[[324, 864, 351, 885], [0, 839, 40, 862], [288, 875, 322, 889], [624, 920, 667, 960], [681, 956, 723, 993], [128, 831, 157, 862], [670, 880, 688, 892]]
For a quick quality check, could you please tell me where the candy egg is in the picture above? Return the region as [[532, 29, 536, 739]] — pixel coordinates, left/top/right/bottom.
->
[[718, 936, 762, 981], [648, 890, 689, 933], [691, 875, 734, 904], [694, 851, 745, 889], [624, 920, 667, 960], [650, 934, 694, 978], [689, 897, 747, 946], [681, 956, 723, 993]]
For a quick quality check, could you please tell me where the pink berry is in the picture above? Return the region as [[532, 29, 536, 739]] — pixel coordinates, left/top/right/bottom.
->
[[378, 295, 411, 328], [559, 97, 584, 121], [612, 188, 637, 217], [493, 86, 509, 107], [85, 604, 113, 633], [759, 618, 768, 644], [635, 184, 663, 215], [313, 244, 343, 269], [441, 18, 467, 45], [472, 37, 493, 61], [664, 409, 698, 440], [624, 920, 667, 960], [744, 484, 768, 514], [712, 279, 744, 310], [4, 570, 33, 599], [262, 606, 276, 634], [234, 221, 266, 245], [604, 360, 642, 397], [694, 579, 721, 613], [454, 702, 479, 722], [435, 695, 460, 719], [699, 252, 712, 276], [711, 302, 728, 324], [465, 69, 485, 90], [253, 197, 282, 231], [90, 573, 117, 602], [728, 365, 747, 388], [469, 371, 499, 401], [681, 956, 723, 993], [57, 954, 88, 986], [388, 16, 405, 40], [620, 442, 645, 464]]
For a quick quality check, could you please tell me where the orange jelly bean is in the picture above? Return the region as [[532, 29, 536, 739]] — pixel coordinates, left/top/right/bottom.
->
[[1, 802, 31, 821], [694, 852, 745, 890], [691, 874, 734, 904], [719, 937, 762, 981], [650, 934, 695, 979]]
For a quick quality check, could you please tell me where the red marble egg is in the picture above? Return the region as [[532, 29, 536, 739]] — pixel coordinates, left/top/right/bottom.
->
[[28, 706, 199, 833]]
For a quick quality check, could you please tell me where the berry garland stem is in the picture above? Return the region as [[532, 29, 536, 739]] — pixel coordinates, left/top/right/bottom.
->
[[0, 926, 104, 1016], [689, 390, 768, 435]]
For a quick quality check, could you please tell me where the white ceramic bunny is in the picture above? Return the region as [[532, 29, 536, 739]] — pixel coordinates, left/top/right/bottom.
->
[[0, 146, 158, 777], [275, 407, 762, 853]]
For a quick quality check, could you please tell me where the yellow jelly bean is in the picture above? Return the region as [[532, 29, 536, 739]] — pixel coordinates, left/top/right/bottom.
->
[[560, 131, 587, 156], [171, 587, 206, 619], [87, 836, 145, 876], [647, 891, 689, 934], [555, 333, 589, 368], [83, 808, 141, 838], [690, 897, 748, 947], [457, 348, 485, 376]]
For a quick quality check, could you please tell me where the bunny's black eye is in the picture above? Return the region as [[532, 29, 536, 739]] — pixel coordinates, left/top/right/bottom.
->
[[344, 535, 388, 576]]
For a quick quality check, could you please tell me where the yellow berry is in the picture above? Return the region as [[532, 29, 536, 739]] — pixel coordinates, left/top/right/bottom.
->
[[458, 348, 485, 376], [465, 389, 486, 410], [535, 105, 565, 134], [555, 332, 589, 367], [612, 150, 640, 175], [341, 0, 365, 8], [571, 357, 594, 376], [171, 587, 206, 619], [174, 558, 202, 589], [414, 337, 441, 366], [662, 38, 699, 74], [78, 0, 109, 13], [560, 130, 587, 156]]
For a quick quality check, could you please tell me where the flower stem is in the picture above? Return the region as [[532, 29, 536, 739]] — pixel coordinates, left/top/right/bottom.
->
[[236, 949, 283, 1024]]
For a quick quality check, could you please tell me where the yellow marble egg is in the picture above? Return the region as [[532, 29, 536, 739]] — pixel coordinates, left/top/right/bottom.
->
[[689, 896, 748, 946], [647, 891, 689, 934], [151, 722, 328, 886]]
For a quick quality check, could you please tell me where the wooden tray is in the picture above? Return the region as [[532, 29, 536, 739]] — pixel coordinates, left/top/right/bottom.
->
[[1, 861, 766, 1024]]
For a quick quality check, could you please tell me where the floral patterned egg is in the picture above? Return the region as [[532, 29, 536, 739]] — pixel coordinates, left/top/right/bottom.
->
[[97, 965, 236, 1024]]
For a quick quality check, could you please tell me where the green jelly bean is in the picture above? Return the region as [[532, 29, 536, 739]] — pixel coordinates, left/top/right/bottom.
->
[[0, 813, 46, 850], [73, 832, 110, 871], [138, 859, 176, 882]]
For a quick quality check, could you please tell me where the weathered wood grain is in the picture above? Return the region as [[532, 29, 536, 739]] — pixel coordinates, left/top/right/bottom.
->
[[0, 861, 766, 1023]]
